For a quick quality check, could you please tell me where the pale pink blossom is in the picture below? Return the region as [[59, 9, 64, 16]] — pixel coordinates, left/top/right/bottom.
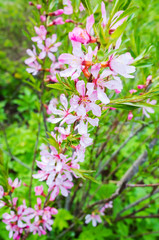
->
[[8, 178, 21, 190], [63, 0, 73, 15], [49, 174, 74, 200], [59, 41, 97, 79], [25, 45, 37, 65], [79, 3, 85, 11], [32, 25, 47, 43], [85, 213, 102, 227], [70, 80, 101, 117], [146, 75, 152, 85], [26, 61, 41, 75], [108, 38, 136, 78], [101, 2, 127, 34], [69, 14, 95, 44], [142, 99, 156, 118], [0, 186, 4, 198], [38, 34, 61, 61], [129, 89, 137, 94], [35, 186, 44, 196], [47, 94, 76, 125]]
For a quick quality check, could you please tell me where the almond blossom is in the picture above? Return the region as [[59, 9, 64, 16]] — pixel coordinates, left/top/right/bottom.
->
[[38, 34, 61, 61], [85, 212, 102, 227], [106, 38, 136, 78], [70, 80, 101, 117], [101, 1, 127, 34], [63, 0, 73, 15], [26, 61, 41, 75], [25, 45, 37, 65], [142, 99, 156, 118], [31, 25, 47, 43], [58, 41, 97, 79], [69, 14, 95, 44], [47, 94, 76, 125]]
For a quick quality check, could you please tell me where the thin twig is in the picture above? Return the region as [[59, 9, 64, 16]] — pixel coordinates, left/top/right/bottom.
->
[[96, 124, 149, 177], [126, 183, 159, 187]]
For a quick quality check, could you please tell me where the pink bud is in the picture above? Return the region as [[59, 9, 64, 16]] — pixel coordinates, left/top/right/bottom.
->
[[129, 89, 137, 94], [115, 89, 121, 94], [65, 19, 74, 23], [29, 2, 34, 6], [37, 4, 42, 10], [146, 75, 152, 85], [137, 85, 145, 89], [48, 17, 64, 26], [37, 197, 42, 206], [40, 15, 46, 22], [50, 9, 64, 16], [147, 75, 152, 82], [128, 111, 133, 120]]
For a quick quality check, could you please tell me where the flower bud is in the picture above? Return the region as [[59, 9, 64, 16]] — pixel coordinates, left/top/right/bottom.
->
[[137, 85, 145, 89], [40, 15, 46, 22], [37, 4, 42, 10], [128, 111, 133, 120]]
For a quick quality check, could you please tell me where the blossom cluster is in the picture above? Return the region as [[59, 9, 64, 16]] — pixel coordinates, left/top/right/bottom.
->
[[2, 1, 157, 239], [0, 179, 58, 239]]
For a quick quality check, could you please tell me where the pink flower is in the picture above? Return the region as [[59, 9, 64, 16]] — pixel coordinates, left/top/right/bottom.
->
[[92, 68, 123, 104], [0, 186, 4, 198], [8, 178, 21, 190], [59, 42, 97, 79], [146, 75, 152, 85], [40, 15, 46, 22], [101, 2, 127, 34], [49, 174, 74, 200], [129, 89, 137, 94], [142, 99, 156, 118], [69, 15, 95, 44], [38, 34, 61, 61], [85, 213, 102, 227], [79, 3, 85, 12], [108, 38, 136, 78], [26, 61, 41, 75], [100, 201, 113, 213], [35, 186, 44, 196], [128, 111, 133, 120], [70, 80, 101, 117], [25, 45, 37, 65], [63, 0, 73, 15], [47, 94, 76, 125], [32, 25, 47, 43]]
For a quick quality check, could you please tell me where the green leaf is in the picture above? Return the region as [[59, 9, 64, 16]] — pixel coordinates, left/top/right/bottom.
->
[[44, 132, 60, 152], [54, 209, 74, 231], [46, 83, 63, 91]]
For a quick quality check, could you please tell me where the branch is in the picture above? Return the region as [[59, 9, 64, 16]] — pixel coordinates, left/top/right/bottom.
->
[[117, 188, 159, 216], [96, 124, 149, 177], [126, 183, 159, 187], [87, 135, 158, 209]]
